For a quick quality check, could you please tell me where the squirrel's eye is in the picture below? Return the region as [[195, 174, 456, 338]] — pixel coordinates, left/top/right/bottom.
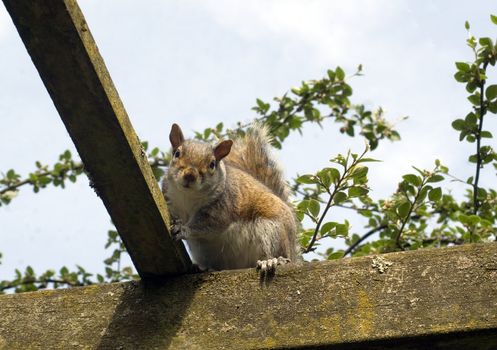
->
[[209, 160, 216, 169], [174, 150, 181, 158]]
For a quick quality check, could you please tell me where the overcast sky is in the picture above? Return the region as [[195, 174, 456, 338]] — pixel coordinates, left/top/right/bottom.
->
[[1, 1, 496, 278]]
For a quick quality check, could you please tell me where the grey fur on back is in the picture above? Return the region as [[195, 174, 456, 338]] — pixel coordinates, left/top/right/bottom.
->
[[225, 124, 289, 202]]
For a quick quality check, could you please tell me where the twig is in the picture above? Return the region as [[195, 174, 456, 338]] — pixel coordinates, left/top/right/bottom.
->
[[473, 61, 489, 218], [342, 224, 388, 257], [0, 163, 84, 195], [0, 278, 84, 292], [395, 179, 427, 250], [304, 181, 343, 253], [304, 149, 368, 253]]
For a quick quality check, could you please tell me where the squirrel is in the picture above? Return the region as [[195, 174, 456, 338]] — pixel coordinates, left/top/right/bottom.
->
[[162, 123, 298, 274]]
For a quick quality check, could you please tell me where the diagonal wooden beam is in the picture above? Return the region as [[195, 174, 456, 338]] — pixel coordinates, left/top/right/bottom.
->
[[2, 0, 192, 278], [1, 244, 497, 349]]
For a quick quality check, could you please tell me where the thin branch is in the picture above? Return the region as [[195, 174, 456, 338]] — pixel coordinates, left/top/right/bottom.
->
[[473, 61, 489, 218], [1, 157, 168, 197], [304, 182, 342, 253], [304, 149, 368, 253], [0, 163, 84, 195], [342, 224, 388, 257], [395, 180, 427, 250], [0, 278, 84, 292]]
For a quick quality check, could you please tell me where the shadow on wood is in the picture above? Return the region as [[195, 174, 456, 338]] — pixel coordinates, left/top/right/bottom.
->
[[97, 279, 199, 349]]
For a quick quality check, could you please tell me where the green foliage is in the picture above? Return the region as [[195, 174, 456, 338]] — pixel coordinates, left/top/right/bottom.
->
[[1, 15, 497, 293], [453, 16, 497, 220], [294, 146, 377, 257], [195, 66, 403, 150], [0, 229, 138, 294], [0, 150, 83, 206]]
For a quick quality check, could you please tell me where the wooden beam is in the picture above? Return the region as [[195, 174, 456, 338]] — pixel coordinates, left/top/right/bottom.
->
[[1, 244, 496, 349], [2, 0, 192, 278]]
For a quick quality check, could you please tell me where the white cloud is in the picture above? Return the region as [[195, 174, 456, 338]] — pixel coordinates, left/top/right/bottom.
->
[[197, 0, 408, 63]]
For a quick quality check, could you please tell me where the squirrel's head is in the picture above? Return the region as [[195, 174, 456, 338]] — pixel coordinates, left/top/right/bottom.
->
[[167, 123, 233, 192]]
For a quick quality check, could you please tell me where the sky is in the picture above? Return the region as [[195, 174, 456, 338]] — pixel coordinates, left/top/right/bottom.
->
[[1, 1, 496, 278]]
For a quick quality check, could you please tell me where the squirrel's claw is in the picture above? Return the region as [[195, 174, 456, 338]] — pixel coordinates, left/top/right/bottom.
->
[[256, 256, 290, 276], [171, 220, 189, 241]]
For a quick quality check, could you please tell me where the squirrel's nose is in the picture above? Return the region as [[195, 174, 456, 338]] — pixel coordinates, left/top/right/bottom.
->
[[183, 171, 196, 185]]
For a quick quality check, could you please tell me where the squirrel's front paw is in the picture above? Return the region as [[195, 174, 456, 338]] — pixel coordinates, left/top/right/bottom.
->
[[171, 222, 191, 241]]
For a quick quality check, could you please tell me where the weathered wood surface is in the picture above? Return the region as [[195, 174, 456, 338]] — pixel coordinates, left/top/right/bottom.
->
[[2, 0, 192, 278], [1, 244, 496, 349]]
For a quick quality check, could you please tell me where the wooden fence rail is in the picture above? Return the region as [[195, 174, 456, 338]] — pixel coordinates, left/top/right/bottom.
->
[[1, 244, 496, 349]]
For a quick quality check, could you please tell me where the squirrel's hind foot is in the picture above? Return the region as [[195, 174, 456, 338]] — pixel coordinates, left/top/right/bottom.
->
[[256, 256, 291, 275]]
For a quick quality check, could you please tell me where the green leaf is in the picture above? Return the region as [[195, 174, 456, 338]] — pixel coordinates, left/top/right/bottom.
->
[[6, 169, 16, 180], [454, 71, 467, 83], [492, 14, 497, 25], [488, 101, 497, 114], [397, 202, 411, 218], [348, 186, 369, 198], [418, 186, 431, 202], [465, 112, 477, 124], [351, 166, 368, 179], [320, 222, 337, 235], [333, 191, 348, 204], [455, 62, 470, 72], [152, 167, 165, 180], [299, 229, 314, 247], [327, 69, 336, 80], [479, 37, 493, 48], [467, 93, 480, 106], [486, 85, 497, 100], [466, 82, 478, 93], [328, 251, 344, 260], [451, 119, 465, 131], [335, 224, 348, 237], [150, 147, 159, 157], [297, 200, 309, 211], [317, 169, 332, 188], [308, 199, 320, 217], [402, 174, 421, 186], [477, 187, 487, 200], [428, 187, 442, 201], [481, 131, 493, 138], [427, 174, 444, 183], [465, 20, 470, 30], [459, 214, 480, 225], [336, 66, 345, 80], [327, 168, 341, 183], [296, 174, 318, 184]]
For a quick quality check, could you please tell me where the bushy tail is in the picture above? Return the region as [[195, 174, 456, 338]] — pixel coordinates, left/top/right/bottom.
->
[[225, 124, 289, 202]]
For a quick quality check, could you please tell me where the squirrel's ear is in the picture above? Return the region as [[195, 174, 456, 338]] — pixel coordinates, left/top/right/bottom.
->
[[214, 140, 233, 161], [169, 123, 185, 150]]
